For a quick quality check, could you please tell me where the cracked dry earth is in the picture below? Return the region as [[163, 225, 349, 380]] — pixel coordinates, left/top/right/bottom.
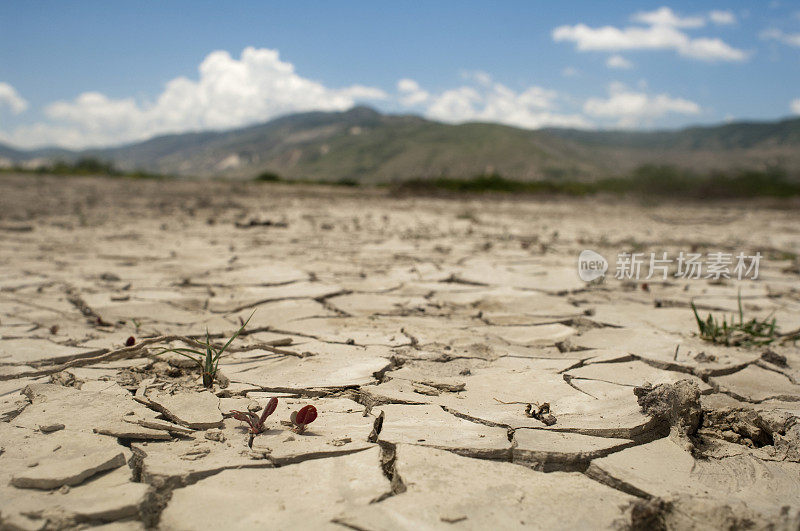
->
[[1, 174, 799, 530]]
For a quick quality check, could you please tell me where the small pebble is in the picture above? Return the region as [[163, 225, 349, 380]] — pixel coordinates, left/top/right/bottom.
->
[[204, 429, 226, 443]]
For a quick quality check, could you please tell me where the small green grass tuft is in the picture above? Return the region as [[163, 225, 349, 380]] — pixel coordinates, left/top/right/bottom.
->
[[155, 311, 255, 387], [255, 171, 282, 182], [691, 292, 778, 347]]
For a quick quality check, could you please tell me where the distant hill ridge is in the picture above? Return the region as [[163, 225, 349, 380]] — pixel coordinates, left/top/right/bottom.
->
[[2, 106, 799, 181]]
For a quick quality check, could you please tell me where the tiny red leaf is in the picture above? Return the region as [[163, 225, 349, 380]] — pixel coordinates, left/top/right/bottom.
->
[[259, 397, 278, 424], [230, 411, 253, 422], [265, 397, 278, 416], [295, 405, 317, 425], [125, 336, 136, 347]]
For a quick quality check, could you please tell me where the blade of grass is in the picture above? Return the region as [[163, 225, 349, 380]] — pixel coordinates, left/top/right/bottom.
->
[[691, 302, 704, 334], [214, 311, 255, 363], [211, 313, 254, 375], [738, 289, 744, 326], [205, 328, 215, 374], [153, 347, 205, 359], [154, 346, 205, 356], [154, 348, 205, 368]]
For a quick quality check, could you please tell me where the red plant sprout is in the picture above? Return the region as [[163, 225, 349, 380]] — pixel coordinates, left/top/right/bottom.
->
[[290, 404, 317, 434], [231, 397, 278, 434]]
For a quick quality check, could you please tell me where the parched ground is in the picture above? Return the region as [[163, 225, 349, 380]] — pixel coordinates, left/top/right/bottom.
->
[[1, 174, 799, 530]]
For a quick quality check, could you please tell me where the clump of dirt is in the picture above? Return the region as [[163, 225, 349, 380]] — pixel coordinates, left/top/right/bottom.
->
[[525, 402, 557, 426], [669, 495, 800, 530], [695, 402, 800, 461], [116, 360, 194, 391], [621, 497, 671, 531], [633, 379, 701, 442], [622, 494, 800, 530], [774, 424, 800, 462], [760, 349, 788, 368], [697, 407, 774, 448], [50, 370, 84, 388]]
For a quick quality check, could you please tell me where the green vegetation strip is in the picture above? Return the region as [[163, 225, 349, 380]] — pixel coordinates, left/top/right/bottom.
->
[[392, 166, 800, 199], [5, 159, 799, 198]]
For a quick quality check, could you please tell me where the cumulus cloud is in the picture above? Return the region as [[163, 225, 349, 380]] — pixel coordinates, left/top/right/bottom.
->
[[3, 47, 386, 149], [418, 75, 591, 129], [460, 70, 494, 86], [0, 82, 28, 114], [631, 7, 705, 28], [338, 85, 388, 101], [709, 10, 736, 25], [397, 78, 430, 106], [761, 28, 800, 47], [792, 98, 800, 114], [2, 44, 724, 149], [606, 55, 634, 69], [553, 7, 747, 62], [583, 82, 701, 127]]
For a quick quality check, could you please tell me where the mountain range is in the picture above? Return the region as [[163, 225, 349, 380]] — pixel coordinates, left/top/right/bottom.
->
[[2, 106, 799, 181]]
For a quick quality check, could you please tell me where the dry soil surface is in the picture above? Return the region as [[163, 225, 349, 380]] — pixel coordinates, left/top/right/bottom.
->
[[1, 174, 799, 530]]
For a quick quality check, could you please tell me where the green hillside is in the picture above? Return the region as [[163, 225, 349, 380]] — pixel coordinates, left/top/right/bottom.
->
[[2, 107, 800, 182]]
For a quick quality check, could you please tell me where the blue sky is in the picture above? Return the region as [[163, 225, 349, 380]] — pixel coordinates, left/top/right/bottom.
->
[[0, 1, 799, 149]]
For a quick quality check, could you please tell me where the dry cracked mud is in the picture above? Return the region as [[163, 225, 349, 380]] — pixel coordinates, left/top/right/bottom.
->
[[0, 174, 799, 530]]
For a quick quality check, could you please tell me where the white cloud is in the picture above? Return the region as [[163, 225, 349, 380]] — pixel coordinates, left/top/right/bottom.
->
[[631, 7, 705, 28], [761, 28, 800, 47], [561, 67, 580, 77], [427, 87, 482, 123], [606, 54, 634, 69], [2, 47, 386, 149], [397, 78, 429, 106], [422, 75, 591, 129], [553, 7, 747, 62], [681, 38, 748, 61], [338, 85, 388, 101], [709, 10, 736, 25], [0, 82, 28, 114], [461, 70, 493, 86], [583, 83, 701, 127], [1, 44, 728, 149], [791, 98, 800, 114]]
